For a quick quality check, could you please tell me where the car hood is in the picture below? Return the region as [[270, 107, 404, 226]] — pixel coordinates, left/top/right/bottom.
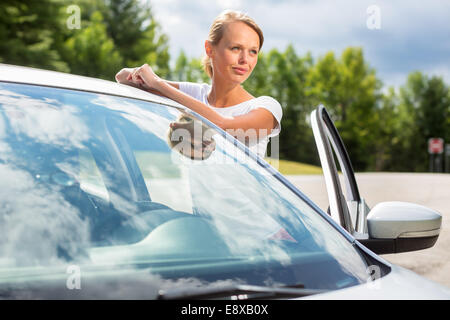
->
[[301, 264, 450, 300]]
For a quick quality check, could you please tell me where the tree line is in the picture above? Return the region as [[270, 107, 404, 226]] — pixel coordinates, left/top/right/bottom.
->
[[1, 0, 449, 172]]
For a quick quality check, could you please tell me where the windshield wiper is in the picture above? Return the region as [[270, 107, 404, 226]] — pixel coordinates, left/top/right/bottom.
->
[[157, 283, 328, 300]]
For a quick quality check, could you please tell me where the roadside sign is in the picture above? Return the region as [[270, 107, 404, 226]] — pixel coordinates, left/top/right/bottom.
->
[[428, 138, 444, 154]]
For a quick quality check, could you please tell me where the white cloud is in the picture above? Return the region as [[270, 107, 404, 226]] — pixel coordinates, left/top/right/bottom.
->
[[216, 0, 243, 10]]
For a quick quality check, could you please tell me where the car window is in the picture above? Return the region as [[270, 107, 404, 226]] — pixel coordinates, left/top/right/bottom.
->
[[79, 148, 109, 200], [0, 82, 371, 298]]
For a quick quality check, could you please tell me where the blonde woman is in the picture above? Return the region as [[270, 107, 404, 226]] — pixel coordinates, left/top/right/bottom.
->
[[115, 10, 282, 157]]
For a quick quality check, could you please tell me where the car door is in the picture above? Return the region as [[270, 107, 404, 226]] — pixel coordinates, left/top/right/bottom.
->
[[310, 105, 442, 255], [310, 105, 370, 238]]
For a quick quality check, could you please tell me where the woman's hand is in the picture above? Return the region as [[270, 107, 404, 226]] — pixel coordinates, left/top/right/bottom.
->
[[115, 68, 135, 84], [127, 64, 161, 90], [115, 67, 149, 90]]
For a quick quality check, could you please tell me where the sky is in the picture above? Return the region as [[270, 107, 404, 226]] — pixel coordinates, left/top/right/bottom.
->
[[148, 0, 450, 91]]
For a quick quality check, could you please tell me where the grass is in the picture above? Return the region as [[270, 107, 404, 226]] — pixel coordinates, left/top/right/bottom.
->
[[265, 158, 323, 175]]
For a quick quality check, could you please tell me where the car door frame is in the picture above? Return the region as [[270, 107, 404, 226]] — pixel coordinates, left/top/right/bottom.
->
[[310, 105, 370, 237]]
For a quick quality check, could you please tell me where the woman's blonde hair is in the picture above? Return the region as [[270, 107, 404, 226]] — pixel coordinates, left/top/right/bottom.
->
[[202, 10, 264, 78]]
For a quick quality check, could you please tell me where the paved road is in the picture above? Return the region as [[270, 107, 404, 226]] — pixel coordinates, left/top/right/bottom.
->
[[286, 172, 450, 288]]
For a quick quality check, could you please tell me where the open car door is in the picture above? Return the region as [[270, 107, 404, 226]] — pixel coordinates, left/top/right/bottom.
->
[[310, 105, 369, 236], [311, 105, 442, 254]]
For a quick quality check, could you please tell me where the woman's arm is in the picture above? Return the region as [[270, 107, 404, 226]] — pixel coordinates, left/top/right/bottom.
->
[[131, 64, 277, 137]]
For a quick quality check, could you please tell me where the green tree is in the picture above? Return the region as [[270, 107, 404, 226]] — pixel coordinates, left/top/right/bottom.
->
[[269, 46, 316, 163], [101, 0, 170, 77], [393, 72, 450, 171], [417, 76, 449, 141], [0, 0, 171, 80], [371, 86, 401, 171], [307, 47, 382, 171], [0, 0, 68, 71], [58, 0, 171, 80], [171, 50, 209, 83], [172, 50, 190, 82], [61, 10, 123, 80]]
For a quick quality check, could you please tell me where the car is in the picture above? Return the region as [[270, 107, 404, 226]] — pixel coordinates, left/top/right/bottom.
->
[[0, 63, 448, 300]]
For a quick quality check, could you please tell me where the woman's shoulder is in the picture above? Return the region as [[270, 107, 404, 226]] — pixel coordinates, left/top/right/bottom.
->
[[253, 95, 280, 104], [252, 96, 282, 112]]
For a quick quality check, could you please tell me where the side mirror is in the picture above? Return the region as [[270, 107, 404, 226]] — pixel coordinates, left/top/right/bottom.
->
[[359, 201, 441, 254]]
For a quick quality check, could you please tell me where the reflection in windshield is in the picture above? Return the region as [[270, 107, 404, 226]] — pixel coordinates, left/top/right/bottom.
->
[[91, 95, 177, 142], [0, 82, 370, 298], [0, 163, 90, 267], [0, 88, 91, 267], [0, 88, 89, 149], [167, 114, 217, 161]]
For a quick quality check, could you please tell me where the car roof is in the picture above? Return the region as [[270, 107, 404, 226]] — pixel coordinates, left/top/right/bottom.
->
[[0, 63, 186, 110]]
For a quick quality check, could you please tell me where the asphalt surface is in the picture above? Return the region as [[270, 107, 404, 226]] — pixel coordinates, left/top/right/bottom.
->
[[286, 172, 450, 288]]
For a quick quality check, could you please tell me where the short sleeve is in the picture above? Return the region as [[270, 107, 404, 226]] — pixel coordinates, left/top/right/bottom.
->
[[177, 82, 211, 105], [255, 96, 283, 137]]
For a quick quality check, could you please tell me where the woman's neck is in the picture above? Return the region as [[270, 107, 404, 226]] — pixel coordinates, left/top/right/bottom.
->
[[208, 78, 253, 108]]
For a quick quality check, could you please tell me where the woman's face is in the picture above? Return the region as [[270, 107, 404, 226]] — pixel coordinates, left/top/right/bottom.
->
[[208, 21, 260, 84]]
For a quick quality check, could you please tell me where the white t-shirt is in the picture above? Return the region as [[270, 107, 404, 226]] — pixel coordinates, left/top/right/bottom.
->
[[178, 82, 282, 157]]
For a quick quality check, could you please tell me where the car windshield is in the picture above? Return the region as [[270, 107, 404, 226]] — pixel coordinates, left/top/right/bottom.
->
[[0, 82, 370, 299]]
